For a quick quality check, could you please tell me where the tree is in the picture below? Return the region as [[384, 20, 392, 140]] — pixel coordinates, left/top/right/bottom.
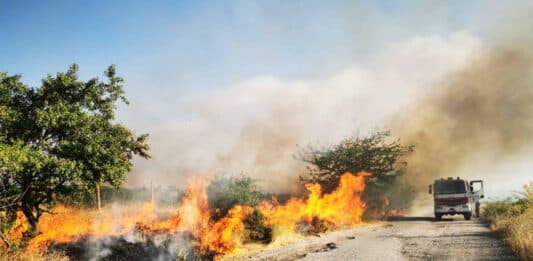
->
[[207, 176, 272, 242], [0, 65, 149, 230], [298, 131, 414, 217], [207, 175, 263, 220]]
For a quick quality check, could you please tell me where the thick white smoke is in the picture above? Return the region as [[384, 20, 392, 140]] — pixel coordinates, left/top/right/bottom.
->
[[127, 31, 481, 193]]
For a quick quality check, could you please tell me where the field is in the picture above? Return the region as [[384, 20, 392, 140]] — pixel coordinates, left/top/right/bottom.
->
[[481, 183, 533, 260]]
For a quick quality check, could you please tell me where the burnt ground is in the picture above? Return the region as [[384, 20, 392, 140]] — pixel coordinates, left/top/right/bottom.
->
[[228, 216, 518, 261], [50, 234, 196, 261]]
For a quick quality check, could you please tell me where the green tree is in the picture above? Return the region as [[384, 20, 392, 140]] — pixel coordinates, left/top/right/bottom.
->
[[207, 175, 263, 220], [207, 176, 272, 242], [299, 131, 414, 217], [0, 65, 149, 230]]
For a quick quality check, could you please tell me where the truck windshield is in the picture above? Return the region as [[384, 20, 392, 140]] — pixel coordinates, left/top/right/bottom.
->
[[434, 180, 466, 194]]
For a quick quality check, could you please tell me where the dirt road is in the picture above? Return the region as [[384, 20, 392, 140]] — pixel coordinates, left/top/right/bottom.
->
[[229, 217, 517, 261]]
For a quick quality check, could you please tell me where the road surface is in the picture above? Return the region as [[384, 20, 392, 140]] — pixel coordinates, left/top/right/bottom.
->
[[228, 216, 517, 261]]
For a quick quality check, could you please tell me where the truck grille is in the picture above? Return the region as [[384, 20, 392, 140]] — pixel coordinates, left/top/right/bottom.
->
[[435, 197, 468, 205]]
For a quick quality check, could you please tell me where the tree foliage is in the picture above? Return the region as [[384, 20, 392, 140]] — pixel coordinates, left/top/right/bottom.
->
[[299, 131, 414, 217], [207, 176, 271, 242], [207, 176, 263, 220], [300, 131, 413, 191], [0, 65, 149, 230]]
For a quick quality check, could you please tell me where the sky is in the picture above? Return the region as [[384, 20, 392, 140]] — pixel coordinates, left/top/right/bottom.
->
[[1, 0, 480, 126], [1, 1, 532, 198]]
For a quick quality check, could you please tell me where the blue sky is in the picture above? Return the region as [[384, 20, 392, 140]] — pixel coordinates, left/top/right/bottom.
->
[[1, 0, 485, 127], [1, 1, 476, 89]]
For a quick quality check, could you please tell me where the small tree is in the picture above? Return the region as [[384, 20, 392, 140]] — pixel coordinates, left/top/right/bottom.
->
[[207, 176, 263, 220], [299, 131, 414, 217], [207, 176, 271, 242], [0, 65, 149, 230]]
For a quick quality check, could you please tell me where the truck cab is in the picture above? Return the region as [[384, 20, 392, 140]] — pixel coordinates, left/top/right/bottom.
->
[[428, 177, 484, 221]]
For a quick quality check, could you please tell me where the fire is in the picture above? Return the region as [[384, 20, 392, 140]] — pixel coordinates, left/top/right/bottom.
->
[[23, 176, 253, 258], [200, 205, 254, 255], [27, 203, 163, 252], [0, 211, 29, 249], [259, 172, 370, 232], [3, 172, 370, 259]]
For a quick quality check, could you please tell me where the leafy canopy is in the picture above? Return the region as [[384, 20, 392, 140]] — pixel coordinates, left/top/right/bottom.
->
[[0, 65, 149, 229], [299, 131, 414, 217]]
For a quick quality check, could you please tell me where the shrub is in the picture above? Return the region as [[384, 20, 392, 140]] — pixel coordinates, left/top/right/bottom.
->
[[207, 176, 262, 219], [298, 131, 415, 218], [207, 175, 272, 242]]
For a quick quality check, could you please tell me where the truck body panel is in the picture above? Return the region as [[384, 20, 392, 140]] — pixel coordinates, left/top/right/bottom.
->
[[429, 177, 484, 220]]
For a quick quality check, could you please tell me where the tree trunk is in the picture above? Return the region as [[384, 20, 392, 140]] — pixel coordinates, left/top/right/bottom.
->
[[21, 203, 38, 232], [96, 183, 101, 211]]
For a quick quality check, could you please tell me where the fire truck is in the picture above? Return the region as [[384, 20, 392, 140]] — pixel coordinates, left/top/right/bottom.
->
[[428, 177, 484, 221]]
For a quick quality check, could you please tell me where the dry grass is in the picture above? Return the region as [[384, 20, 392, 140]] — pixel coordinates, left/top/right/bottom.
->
[[482, 183, 533, 260], [0, 250, 68, 261]]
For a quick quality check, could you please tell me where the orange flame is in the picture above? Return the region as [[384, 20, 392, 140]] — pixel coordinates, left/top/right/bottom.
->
[[259, 172, 370, 232], [3, 172, 370, 259]]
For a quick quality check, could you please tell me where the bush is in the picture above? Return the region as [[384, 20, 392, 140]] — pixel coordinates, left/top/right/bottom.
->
[[207, 176, 272, 242], [298, 131, 415, 218], [207, 176, 263, 219], [481, 183, 532, 260]]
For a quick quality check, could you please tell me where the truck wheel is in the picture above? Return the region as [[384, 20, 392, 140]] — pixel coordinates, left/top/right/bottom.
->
[[435, 213, 442, 221], [464, 213, 472, 220]]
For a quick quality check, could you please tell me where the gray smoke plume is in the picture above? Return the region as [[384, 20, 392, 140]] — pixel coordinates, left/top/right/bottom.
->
[[393, 45, 533, 214], [397, 46, 533, 182]]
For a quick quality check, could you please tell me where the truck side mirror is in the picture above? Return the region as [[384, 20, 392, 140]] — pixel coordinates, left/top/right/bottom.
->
[[428, 185, 432, 194], [481, 195, 484, 199]]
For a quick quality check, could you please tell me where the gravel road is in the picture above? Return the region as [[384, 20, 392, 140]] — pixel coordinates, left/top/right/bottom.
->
[[228, 216, 517, 261]]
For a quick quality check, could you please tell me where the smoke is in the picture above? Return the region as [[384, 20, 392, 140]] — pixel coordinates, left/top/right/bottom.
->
[[394, 45, 533, 199], [128, 32, 481, 193]]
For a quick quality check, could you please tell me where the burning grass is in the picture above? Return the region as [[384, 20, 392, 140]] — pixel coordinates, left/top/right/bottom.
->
[[1, 172, 370, 260]]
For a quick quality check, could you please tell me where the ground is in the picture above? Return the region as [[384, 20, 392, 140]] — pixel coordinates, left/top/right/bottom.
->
[[228, 216, 517, 261]]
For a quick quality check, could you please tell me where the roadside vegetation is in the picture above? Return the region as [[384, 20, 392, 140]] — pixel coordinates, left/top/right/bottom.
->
[[1, 65, 149, 258], [0, 250, 68, 261], [481, 182, 533, 260], [298, 131, 415, 218], [1, 64, 414, 258]]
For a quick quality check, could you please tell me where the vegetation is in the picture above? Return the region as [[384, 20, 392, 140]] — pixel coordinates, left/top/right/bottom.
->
[[481, 183, 533, 260], [0, 65, 150, 233], [0, 249, 68, 261], [207, 176, 272, 242], [208, 176, 262, 219], [299, 130, 415, 217]]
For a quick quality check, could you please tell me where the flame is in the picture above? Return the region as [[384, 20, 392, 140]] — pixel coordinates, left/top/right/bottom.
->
[[3, 172, 370, 259], [0, 211, 30, 249], [259, 172, 370, 232], [23, 176, 253, 258], [26, 203, 162, 252], [200, 205, 254, 256]]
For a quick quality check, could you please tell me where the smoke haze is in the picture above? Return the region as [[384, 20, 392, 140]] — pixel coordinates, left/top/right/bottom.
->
[[125, 2, 533, 202], [396, 45, 533, 199], [128, 32, 482, 193]]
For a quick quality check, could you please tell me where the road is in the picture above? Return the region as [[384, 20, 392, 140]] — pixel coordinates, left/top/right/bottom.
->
[[228, 216, 518, 261]]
